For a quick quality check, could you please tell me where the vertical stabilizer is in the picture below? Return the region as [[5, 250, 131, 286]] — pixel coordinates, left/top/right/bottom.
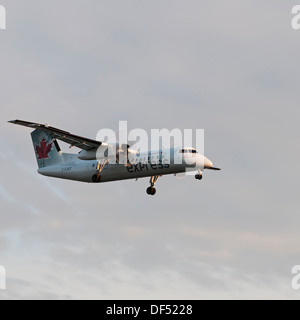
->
[[31, 129, 65, 168]]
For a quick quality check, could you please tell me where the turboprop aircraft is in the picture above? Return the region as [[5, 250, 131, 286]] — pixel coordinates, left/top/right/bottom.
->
[[9, 120, 221, 195]]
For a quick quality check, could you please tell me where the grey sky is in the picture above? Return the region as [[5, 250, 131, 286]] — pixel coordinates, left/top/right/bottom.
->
[[0, 0, 300, 299]]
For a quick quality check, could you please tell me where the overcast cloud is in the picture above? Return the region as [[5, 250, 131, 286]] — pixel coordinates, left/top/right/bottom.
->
[[0, 0, 300, 299]]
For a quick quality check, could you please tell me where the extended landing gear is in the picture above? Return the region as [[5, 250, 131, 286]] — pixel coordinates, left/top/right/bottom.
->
[[92, 159, 108, 183], [146, 187, 156, 195], [195, 169, 203, 180], [146, 175, 160, 196]]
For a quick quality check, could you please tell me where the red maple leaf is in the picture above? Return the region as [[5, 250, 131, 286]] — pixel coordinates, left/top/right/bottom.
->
[[35, 138, 52, 160]]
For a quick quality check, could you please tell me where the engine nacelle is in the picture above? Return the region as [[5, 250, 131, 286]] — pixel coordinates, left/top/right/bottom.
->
[[78, 144, 130, 163], [78, 149, 98, 160]]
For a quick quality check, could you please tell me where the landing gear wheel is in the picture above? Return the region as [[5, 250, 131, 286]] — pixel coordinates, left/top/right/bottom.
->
[[146, 187, 156, 195], [195, 174, 203, 180]]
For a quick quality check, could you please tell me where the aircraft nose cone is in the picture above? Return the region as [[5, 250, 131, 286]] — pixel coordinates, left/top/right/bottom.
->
[[204, 156, 213, 168], [196, 155, 213, 169]]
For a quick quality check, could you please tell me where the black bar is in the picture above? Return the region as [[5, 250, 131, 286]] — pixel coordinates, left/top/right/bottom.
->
[[98, 301, 201, 318]]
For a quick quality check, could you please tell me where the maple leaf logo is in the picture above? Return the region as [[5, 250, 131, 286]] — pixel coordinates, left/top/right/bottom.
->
[[35, 138, 53, 160]]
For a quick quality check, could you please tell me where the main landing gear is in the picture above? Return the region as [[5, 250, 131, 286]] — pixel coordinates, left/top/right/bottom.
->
[[92, 159, 108, 183], [146, 175, 160, 196]]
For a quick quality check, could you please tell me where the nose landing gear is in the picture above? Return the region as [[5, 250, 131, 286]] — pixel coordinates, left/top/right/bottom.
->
[[195, 169, 203, 180]]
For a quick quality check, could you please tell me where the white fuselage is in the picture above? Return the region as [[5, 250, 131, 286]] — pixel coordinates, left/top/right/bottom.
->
[[38, 147, 213, 183]]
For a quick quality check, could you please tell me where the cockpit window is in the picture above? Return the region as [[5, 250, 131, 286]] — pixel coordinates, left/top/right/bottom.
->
[[179, 149, 198, 154]]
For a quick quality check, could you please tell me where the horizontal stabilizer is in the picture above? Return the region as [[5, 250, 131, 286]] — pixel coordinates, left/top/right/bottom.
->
[[8, 120, 102, 151]]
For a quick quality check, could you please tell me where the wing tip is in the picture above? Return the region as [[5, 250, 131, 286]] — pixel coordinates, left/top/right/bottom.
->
[[7, 120, 41, 128]]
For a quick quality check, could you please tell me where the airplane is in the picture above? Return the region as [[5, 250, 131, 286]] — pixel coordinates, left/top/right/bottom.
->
[[8, 120, 221, 195]]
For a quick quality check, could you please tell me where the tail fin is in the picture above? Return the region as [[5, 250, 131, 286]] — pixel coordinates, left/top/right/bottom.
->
[[31, 129, 65, 168]]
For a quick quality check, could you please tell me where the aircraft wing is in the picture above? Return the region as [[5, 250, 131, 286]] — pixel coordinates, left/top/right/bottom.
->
[[8, 120, 102, 151]]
